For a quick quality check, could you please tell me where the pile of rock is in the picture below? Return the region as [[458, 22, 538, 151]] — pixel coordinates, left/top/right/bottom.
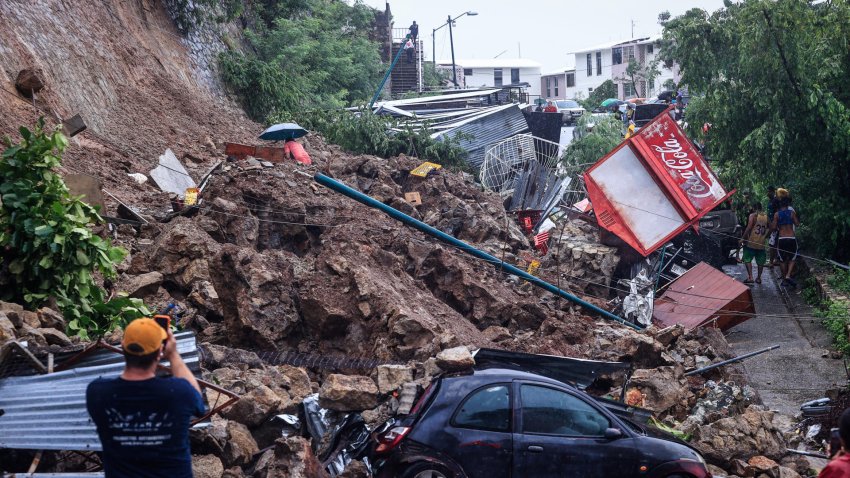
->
[[0, 301, 75, 350]]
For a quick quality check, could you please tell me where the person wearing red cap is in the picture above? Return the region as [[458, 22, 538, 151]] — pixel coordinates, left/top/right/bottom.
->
[[820, 409, 850, 477], [86, 318, 204, 477]]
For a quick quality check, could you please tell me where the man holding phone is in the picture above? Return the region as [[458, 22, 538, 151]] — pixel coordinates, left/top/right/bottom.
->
[[86, 318, 205, 477]]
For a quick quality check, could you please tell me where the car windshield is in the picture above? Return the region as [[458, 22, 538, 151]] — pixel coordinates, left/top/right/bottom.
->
[[556, 100, 579, 108]]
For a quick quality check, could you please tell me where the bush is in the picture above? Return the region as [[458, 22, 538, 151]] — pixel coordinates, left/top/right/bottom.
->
[[821, 300, 850, 356], [1, 119, 149, 339], [560, 114, 624, 173]]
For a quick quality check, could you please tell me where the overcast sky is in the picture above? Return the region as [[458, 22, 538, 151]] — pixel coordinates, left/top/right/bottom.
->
[[360, 0, 725, 73]]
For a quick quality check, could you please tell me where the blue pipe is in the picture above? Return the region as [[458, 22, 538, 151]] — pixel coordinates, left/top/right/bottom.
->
[[314, 173, 640, 330], [369, 35, 409, 109]]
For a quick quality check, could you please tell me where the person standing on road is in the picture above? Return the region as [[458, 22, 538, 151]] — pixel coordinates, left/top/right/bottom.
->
[[86, 318, 205, 477], [740, 202, 769, 284], [770, 195, 800, 288], [819, 409, 850, 477]]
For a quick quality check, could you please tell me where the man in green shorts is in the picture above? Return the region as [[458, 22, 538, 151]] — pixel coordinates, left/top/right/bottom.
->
[[740, 202, 769, 284]]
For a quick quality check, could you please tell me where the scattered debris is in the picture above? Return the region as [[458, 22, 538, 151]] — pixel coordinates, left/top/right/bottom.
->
[[64, 174, 105, 212], [150, 148, 196, 196], [60, 114, 86, 137]]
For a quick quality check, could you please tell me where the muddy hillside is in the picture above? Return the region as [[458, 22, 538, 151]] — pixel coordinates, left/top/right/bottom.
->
[[0, 1, 814, 477]]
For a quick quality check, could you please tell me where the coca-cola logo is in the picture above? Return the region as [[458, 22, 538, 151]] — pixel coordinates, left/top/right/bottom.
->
[[652, 134, 714, 199]]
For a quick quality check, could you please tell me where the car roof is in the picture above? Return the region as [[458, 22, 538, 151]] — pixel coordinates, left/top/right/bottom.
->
[[445, 365, 579, 390]]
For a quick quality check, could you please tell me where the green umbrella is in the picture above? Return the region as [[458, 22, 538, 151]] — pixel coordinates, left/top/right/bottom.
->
[[600, 98, 623, 107], [535, 98, 547, 105]]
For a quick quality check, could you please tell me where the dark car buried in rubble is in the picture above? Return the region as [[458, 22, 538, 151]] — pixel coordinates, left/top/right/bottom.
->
[[371, 365, 709, 478]]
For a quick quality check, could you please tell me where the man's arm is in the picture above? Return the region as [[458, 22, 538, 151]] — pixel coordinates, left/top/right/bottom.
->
[[162, 327, 201, 394]]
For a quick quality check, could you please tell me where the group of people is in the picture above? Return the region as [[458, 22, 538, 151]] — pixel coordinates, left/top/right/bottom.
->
[[739, 186, 800, 287], [403, 21, 418, 64]]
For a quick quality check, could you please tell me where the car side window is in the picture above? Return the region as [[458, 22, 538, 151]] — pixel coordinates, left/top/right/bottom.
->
[[452, 384, 511, 432], [520, 385, 610, 437]]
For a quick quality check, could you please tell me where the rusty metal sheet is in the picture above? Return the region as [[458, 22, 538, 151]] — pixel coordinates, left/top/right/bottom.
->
[[653, 262, 755, 331]]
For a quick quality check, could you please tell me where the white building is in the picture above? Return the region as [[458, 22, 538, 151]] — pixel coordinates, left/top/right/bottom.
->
[[437, 58, 542, 98], [540, 63, 577, 101], [571, 35, 680, 100]]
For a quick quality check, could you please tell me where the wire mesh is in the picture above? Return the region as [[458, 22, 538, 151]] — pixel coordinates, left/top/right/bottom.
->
[[480, 134, 562, 194]]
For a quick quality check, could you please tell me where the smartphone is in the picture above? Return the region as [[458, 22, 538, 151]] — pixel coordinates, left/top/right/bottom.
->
[[153, 315, 170, 331], [830, 428, 841, 458]]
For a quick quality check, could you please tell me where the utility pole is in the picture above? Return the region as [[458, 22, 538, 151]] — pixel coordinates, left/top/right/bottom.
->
[[449, 15, 457, 88]]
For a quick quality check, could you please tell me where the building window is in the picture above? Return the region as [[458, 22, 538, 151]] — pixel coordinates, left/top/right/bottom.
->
[[624, 82, 635, 98], [566, 73, 575, 87], [588, 87, 593, 93], [586, 53, 592, 76], [612, 47, 623, 65], [624, 46, 635, 62], [648, 77, 655, 94], [511, 68, 520, 84], [463, 68, 473, 76], [546, 77, 551, 97], [647, 43, 654, 54], [554, 77, 559, 96], [596, 51, 602, 76], [494, 68, 503, 87]]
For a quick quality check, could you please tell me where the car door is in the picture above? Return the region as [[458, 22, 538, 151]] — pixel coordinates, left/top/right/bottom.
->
[[447, 383, 514, 478], [512, 382, 638, 478]]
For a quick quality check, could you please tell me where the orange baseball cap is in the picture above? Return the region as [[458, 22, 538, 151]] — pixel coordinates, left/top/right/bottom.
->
[[122, 318, 167, 356]]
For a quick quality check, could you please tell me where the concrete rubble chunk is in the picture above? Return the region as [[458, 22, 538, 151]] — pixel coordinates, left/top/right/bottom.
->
[[37, 328, 72, 347], [628, 365, 688, 414], [748, 455, 780, 477], [37, 307, 66, 330], [376, 364, 414, 394], [318, 374, 378, 411], [122, 271, 164, 298], [0, 314, 16, 343], [191, 454, 224, 478], [223, 384, 284, 428], [435, 346, 475, 372], [223, 421, 259, 466], [692, 406, 785, 467]]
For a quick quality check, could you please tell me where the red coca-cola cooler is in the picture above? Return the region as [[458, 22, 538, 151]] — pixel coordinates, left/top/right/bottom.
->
[[583, 112, 734, 257]]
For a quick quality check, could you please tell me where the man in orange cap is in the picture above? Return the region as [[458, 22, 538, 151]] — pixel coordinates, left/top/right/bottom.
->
[[86, 318, 204, 477]]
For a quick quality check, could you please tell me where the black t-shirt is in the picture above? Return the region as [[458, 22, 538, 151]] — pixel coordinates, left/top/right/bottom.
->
[[86, 376, 205, 478]]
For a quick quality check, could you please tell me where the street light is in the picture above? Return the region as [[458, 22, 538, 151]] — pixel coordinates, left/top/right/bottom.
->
[[432, 11, 478, 88]]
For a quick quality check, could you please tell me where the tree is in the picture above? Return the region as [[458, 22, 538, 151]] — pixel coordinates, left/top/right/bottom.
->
[[619, 56, 661, 98], [661, 0, 850, 260], [580, 79, 618, 111], [561, 114, 623, 170]]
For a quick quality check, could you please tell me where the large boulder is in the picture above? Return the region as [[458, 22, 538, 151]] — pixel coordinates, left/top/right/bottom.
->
[[436, 346, 474, 372], [121, 271, 163, 298], [628, 365, 688, 415], [319, 374, 378, 411], [0, 314, 16, 343], [223, 421, 259, 467], [259, 437, 327, 478], [223, 385, 285, 428], [691, 406, 786, 467], [376, 364, 414, 394]]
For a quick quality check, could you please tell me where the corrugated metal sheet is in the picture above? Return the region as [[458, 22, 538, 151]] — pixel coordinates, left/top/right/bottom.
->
[[0, 332, 201, 451], [653, 262, 755, 330], [434, 104, 529, 169]]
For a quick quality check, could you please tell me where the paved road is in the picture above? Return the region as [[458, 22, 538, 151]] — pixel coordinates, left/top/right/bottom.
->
[[724, 263, 846, 417]]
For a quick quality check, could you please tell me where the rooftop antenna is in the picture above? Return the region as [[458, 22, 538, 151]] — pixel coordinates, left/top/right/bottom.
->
[[518, 42, 521, 58], [631, 19, 635, 38], [493, 49, 508, 58]]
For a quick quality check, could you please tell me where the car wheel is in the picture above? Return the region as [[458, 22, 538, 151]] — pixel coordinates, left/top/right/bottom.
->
[[402, 462, 454, 478]]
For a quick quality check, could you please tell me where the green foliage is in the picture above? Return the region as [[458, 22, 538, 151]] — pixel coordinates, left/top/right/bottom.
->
[[295, 109, 470, 170], [821, 300, 850, 356], [423, 62, 448, 90], [580, 80, 618, 111], [827, 268, 850, 295], [0, 119, 150, 339], [661, 0, 850, 260], [560, 114, 624, 172], [219, 0, 382, 123], [622, 56, 661, 98]]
